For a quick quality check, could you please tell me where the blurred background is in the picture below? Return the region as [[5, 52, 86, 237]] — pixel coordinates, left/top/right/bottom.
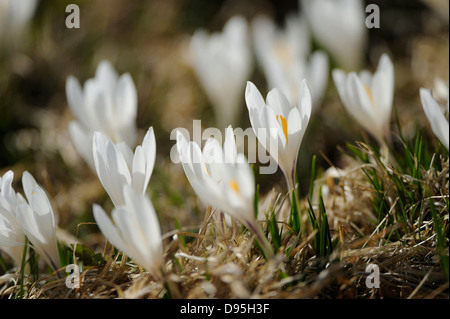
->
[[0, 0, 448, 246]]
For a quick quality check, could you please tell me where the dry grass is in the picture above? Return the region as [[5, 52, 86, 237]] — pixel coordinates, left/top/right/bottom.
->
[[2, 152, 446, 299], [0, 0, 448, 299]]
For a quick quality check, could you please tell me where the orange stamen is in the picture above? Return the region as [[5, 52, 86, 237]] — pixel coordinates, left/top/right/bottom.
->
[[364, 85, 375, 104], [229, 180, 240, 193], [276, 115, 289, 145]]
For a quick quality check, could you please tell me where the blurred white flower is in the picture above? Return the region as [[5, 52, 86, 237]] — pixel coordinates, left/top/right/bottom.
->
[[0, 0, 38, 42], [252, 14, 328, 108], [66, 60, 138, 169], [189, 15, 253, 129], [332, 53, 394, 146], [301, 0, 367, 71], [245, 80, 312, 191], [0, 171, 26, 267], [177, 126, 273, 258], [15, 171, 60, 271], [93, 185, 163, 279], [93, 127, 156, 207], [432, 78, 449, 103], [420, 88, 449, 150]]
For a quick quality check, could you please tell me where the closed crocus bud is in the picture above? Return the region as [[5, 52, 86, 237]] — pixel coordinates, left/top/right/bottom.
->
[[177, 127, 274, 258], [252, 14, 328, 108], [189, 15, 253, 129], [332, 53, 394, 147], [66, 60, 138, 170], [301, 0, 367, 71], [177, 127, 254, 220], [420, 88, 449, 151], [93, 185, 163, 280], [93, 127, 156, 207], [16, 171, 60, 271], [245, 80, 312, 192]]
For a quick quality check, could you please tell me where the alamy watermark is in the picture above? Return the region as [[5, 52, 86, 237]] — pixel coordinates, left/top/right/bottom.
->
[[366, 4, 380, 29], [65, 3, 381, 30], [365, 263, 380, 288], [65, 264, 82, 289], [65, 4, 80, 29], [170, 120, 280, 174]]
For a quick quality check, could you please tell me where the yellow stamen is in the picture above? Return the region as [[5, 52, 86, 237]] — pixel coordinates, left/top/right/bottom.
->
[[229, 180, 240, 194], [364, 85, 375, 104], [276, 115, 289, 146]]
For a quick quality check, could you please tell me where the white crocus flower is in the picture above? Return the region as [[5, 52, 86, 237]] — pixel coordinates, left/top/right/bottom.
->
[[245, 80, 312, 191], [301, 0, 367, 71], [420, 88, 449, 150], [93, 185, 163, 279], [66, 60, 138, 169], [0, 204, 24, 264], [0, 0, 38, 42], [252, 14, 328, 108], [189, 15, 253, 129], [16, 171, 60, 271], [0, 171, 27, 267], [93, 127, 156, 207], [332, 53, 394, 146], [177, 127, 274, 258]]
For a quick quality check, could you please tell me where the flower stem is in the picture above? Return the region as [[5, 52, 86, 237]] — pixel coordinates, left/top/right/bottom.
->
[[244, 218, 274, 259], [18, 238, 28, 299]]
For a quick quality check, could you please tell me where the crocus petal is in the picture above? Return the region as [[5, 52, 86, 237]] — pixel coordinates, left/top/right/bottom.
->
[[141, 127, 156, 191], [302, 0, 367, 71], [223, 126, 237, 164], [16, 202, 60, 270], [298, 79, 312, 120], [93, 204, 125, 252], [371, 54, 394, 125], [131, 146, 146, 194], [95, 60, 119, 97], [332, 54, 394, 145], [0, 170, 17, 212], [94, 186, 163, 275], [420, 88, 449, 150], [93, 132, 130, 206], [68, 121, 95, 170], [115, 73, 137, 122], [122, 186, 162, 259], [65, 76, 87, 126], [66, 60, 139, 173], [189, 16, 251, 128], [266, 88, 292, 118], [0, 205, 24, 247], [245, 82, 266, 114]]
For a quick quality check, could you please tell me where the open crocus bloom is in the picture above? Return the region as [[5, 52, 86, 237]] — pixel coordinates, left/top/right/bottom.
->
[[16, 171, 60, 271], [252, 14, 328, 108], [177, 127, 273, 258], [0, 171, 27, 267], [66, 60, 138, 169], [332, 53, 394, 146], [420, 88, 449, 150], [189, 15, 252, 129], [245, 80, 312, 191], [301, 0, 367, 71], [93, 185, 163, 279], [93, 127, 156, 207]]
